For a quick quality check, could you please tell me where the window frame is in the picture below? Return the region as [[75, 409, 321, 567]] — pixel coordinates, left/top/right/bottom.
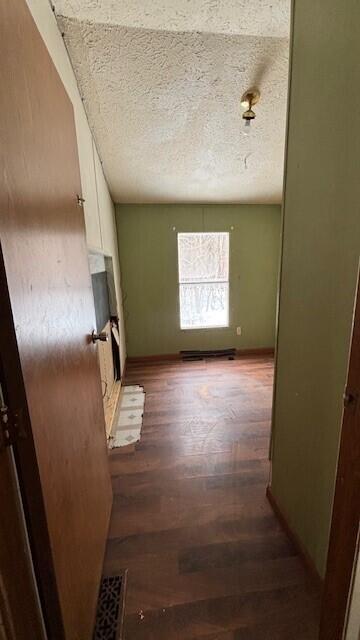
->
[[177, 231, 230, 331]]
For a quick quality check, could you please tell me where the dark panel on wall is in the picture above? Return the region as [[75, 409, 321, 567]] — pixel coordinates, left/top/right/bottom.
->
[[92, 272, 110, 332]]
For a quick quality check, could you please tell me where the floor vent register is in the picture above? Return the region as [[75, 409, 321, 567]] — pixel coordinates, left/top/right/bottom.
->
[[93, 572, 128, 640]]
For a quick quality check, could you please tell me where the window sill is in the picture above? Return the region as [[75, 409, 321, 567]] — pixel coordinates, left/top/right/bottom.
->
[[180, 325, 229, 331]]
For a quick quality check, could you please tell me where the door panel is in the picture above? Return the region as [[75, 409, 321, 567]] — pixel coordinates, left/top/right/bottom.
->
[[0, 2, 112, 639], [0, 244, 62, 638]]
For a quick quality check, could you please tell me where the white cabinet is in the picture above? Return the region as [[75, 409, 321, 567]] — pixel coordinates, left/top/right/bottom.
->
[[92, 145, 126, 371], [94, 143, 116, 256], [75, 112, 102, 250]]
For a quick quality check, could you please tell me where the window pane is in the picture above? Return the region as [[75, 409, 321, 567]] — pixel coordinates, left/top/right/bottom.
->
[[178, 232, 229, 283], [180, 282, 229, 329]]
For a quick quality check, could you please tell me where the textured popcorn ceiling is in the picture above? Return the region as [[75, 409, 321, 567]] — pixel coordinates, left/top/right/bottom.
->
[[54, 1, 290, 203], [54, 0, 290, 38]]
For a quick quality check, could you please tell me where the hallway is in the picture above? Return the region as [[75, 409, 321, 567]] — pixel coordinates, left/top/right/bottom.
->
[[104, 356, 320, 639]]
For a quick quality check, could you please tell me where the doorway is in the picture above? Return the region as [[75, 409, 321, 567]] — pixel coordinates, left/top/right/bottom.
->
[[0, 358, 46, 640]]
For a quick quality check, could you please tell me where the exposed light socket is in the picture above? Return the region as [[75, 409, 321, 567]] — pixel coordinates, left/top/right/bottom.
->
[[236, 326, 242, 336]]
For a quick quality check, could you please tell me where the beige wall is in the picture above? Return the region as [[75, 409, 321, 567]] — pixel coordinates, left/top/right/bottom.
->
[[271, 0, 360, 576], [26, 0, 126, 372]]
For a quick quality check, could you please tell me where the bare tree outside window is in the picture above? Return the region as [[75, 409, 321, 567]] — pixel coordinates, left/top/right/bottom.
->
[[178, 232, 229, 329]]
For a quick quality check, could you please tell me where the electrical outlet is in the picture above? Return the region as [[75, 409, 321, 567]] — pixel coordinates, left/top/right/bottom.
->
[[236, 326, 242, 336]]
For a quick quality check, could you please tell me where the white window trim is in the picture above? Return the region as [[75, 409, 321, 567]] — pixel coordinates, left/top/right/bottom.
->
[[177, 232, 230, 331]]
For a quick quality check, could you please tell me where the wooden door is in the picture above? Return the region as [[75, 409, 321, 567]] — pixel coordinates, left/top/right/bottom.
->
[[320, 270, 360, 639], [0, 2, 112, 639]]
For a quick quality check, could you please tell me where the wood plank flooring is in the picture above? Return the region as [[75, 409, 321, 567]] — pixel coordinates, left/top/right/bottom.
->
[[104, 357, 320, 639]]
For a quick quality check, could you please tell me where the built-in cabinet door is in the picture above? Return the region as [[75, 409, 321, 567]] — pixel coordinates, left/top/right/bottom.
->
[[78, 120, 103, 251], [94, 144, 117, 256], [0, 2, 112, 639]]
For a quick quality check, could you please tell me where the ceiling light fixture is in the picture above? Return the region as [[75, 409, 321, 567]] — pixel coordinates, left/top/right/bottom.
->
[[241, 89, 260, 134]]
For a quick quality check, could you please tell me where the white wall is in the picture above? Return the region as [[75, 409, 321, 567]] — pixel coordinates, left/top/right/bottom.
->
[[26, 0, 126, 372]]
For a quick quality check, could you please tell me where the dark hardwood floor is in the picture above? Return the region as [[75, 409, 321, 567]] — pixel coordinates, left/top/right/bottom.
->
[[104, 356, 320, 639]]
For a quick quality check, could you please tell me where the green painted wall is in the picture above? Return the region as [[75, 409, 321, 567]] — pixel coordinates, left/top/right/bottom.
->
[[271, 0, 360, 577], [116, 204, 281, 357]]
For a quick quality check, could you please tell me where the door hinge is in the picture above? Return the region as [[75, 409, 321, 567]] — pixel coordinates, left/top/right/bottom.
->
[[0, 405, 23, 450]]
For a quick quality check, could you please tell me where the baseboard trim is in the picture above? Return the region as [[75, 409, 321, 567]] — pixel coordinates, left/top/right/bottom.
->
[[126, 347, 274, 365], [266, 486, 323, 591], [236, 347, 275, 357], [126, 353, 182, 364]]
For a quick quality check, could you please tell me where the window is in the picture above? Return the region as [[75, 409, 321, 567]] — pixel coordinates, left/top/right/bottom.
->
[[178, 232, 229, 330]]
